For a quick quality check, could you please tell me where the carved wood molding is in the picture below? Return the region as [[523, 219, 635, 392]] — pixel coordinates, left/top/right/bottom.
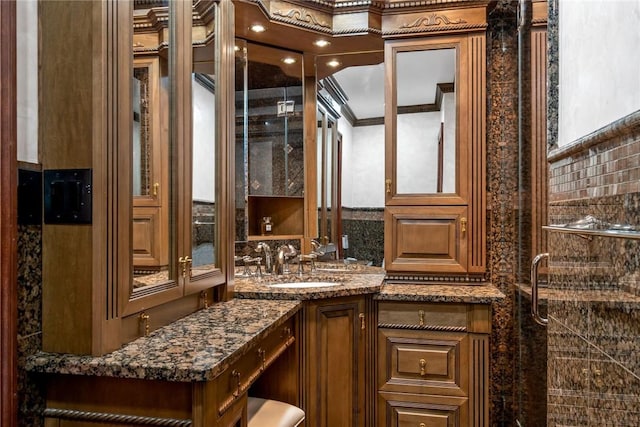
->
[[384, 274, 487, 283], [272, 7, 331, 29], [43, 408, 192, 426], [378, 323, 467, 332], [401, 13, 467, 28]]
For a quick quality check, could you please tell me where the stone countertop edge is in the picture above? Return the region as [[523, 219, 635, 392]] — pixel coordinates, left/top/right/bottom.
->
[[376, 283, 506, 304], [25, 299, 302, 383]]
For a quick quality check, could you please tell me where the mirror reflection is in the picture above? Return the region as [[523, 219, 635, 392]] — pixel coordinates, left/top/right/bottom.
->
[[235, 41, 304, 246], [131, 0, 219, 291], [395, 48, 456, 195], [316, 52, 385, 264], [132, 0, 173, 291]]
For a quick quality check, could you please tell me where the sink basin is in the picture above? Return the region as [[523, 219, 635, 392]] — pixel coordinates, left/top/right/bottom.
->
[[267, 281, 340, 289]]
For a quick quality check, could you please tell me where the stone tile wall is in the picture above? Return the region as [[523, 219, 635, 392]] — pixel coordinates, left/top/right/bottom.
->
[[546, 111, 640, 426]]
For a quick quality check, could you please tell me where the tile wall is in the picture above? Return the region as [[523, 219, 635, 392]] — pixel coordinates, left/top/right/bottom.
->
[[546, 111, 640, 426]]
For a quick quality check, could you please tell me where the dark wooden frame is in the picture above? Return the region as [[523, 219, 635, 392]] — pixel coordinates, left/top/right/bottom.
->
[[0, 0, 17, 425]]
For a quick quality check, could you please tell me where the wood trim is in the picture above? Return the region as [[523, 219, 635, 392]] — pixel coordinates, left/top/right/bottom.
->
[[470, 334, 489, 426], [303, 74, 318, 253], [468, 33, 486, 273], [0, 1, 17, 425], [216, 0, 235, 298], [531, 28, 548, 261]]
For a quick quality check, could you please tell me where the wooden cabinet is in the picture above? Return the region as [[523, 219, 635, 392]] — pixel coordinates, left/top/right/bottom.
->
[[39, 0, 234, 356], [302, 296, 372, 427], [383, 19, 488, 277], [377, 301, 491, 427], [43, 315, 296, 427]]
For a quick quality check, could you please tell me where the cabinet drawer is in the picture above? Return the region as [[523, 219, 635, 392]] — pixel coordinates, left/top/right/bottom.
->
[[217, 318, 295, 415], [378, 328, 468, 396], [378, 391, 468, 427], [378, 302, 469, 330]]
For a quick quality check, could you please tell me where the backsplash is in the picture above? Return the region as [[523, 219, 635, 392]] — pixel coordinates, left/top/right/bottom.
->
[[546, 111, 640, 426]]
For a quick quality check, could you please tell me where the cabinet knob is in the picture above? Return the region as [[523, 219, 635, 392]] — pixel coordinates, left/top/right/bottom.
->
[[257, 348, 266, 371], [460, 217, 467, 234], [359, 313, 365, 330], [419, 359, 427, 376], [179, 256, 193, 278], [418, 310, 425, 327], [385, 178, 392, 194], [152, 182, 159, 197], [139, 312, 150, 337]]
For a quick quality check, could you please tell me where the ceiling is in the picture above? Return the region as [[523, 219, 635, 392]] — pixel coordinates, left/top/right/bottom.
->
[[328, 48, 456, 120]]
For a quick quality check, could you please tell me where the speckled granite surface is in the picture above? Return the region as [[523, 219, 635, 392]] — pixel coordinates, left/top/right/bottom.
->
[[233, 272, 385, 300], [25, 299, 301, 382], [377, 283, 505, 304]]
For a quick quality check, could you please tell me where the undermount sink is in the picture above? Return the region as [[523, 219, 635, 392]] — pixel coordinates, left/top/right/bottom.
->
[[267, 281, 341, 289]]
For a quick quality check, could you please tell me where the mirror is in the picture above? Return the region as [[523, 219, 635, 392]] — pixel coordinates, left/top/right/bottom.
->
[[315, 52, 385, 264], [235, 41, 304, 247], [395, 48, 456, 195], [130, 0, 221, 296], [131, 0, 175, 292], [190, 1, 217, 280]]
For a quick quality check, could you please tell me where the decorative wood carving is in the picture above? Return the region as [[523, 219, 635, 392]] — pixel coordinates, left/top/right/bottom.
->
[[273, 8, 330, 28], [401, 13, 466, 29]]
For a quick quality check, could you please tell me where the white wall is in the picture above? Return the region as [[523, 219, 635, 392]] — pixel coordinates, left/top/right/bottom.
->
[[192, 75, 216, 202], [559, 0, 640, 146], [350, 123, 385, 207], [17, 0, 38, 163]]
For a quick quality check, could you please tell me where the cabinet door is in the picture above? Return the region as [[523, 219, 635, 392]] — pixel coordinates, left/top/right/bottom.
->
[[305, 296, 367, 427], [385, 206, 468, 273]]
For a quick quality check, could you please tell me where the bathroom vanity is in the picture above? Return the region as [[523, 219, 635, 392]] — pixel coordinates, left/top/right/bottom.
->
[[28, 299, 301, 426]]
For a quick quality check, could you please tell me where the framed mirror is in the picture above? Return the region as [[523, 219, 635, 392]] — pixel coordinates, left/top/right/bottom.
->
[[126, 0, 223, 312], [385, 37, 468, 207]]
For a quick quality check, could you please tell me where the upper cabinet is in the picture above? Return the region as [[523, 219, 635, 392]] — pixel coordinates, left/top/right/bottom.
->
[[41, 0, 235, 355], [383, 11, 488, 277]]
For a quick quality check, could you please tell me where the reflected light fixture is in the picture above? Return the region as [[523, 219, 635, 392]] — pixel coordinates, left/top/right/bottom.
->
[[327, 59, 341, 68], [282, 57, 297, 65], [314, 40, 331, 48], [250, 24, 266, 33]]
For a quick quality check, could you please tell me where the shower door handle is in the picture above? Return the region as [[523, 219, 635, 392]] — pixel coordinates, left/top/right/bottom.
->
[[530, 252, 549, 326]]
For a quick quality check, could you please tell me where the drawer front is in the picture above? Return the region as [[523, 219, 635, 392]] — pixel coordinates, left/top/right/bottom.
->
[[378, 328, 468, 396], [217, 318, 295, 415], [378, 302, 468, 331], [378, 391, 468, 427]]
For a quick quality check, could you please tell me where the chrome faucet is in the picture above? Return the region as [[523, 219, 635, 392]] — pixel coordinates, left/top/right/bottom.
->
[[255, 242, 272, 274], [297, 253, 318, 275], [274, 244, 297, 275]]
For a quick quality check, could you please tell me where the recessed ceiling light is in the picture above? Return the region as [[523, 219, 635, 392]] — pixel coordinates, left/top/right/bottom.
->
[[314, 40, 331, 48], [250, 24, 266, 33], [327, 59, 341, 68], [282, 57, 297, 65]]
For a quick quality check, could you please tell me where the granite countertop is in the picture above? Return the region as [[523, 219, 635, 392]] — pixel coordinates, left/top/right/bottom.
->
[[377, 283, 505, 304], [233, 271, 385, 300], [234, 269, 504, 304], [26, 299, 301, 382]]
